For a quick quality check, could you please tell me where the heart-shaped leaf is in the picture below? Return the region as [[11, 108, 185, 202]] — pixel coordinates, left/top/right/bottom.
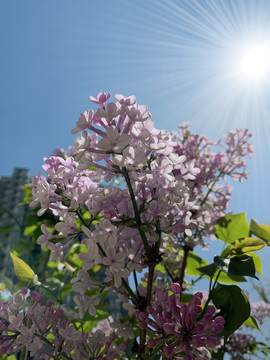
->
[[211, 284, 250, 340], [214, 254, 259, 280], [215, 213, 250, 244], [250, 219, 270, 244]]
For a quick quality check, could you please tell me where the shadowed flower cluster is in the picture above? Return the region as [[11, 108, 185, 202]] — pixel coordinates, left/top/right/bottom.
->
[[0, 288, 126, 359], [139, 283, 225, 359]]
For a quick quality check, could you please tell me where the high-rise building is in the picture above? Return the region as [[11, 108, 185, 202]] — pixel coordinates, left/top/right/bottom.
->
[[0, 168, 30, 279]]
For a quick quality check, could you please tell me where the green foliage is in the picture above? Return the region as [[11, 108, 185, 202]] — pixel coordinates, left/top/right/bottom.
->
[[243, 316, 262, 332], [247, 251, 262, 275], [215, 213, 250, 243], [229, 237, 266, 253], [185, 251, 208, 276], [217, 271, 247, 284], [214, 254, 259, 280], [19, 185, 32, 205], [0, 223, 15, 235], [0, 355, 17, 360], [197, 263, 247, 283], [10, 252, 37, 283], [250, 219, 270, 244], [211, 284, 250, 341]]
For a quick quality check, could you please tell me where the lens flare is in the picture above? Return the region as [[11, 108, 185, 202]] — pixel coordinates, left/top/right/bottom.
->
[[238, 43, 270, 80]]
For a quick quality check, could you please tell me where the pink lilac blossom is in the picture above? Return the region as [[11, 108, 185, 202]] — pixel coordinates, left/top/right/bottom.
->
[[139, 283, 225, 359], [24, 92, 254, 358], [28, 92, 252, 274], [251, 300, 270, 325], [172, 123, 252, 248]]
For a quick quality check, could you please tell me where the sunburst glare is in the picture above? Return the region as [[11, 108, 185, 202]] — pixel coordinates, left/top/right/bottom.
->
[[124, 0, 270, 157], [119, 0, 270, 218], [238, 43, 270, 81]]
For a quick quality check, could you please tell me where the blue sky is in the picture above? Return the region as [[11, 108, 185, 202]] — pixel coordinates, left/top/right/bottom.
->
[[1, 1, 270, 229]]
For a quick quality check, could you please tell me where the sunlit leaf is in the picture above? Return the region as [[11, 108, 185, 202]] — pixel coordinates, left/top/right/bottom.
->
[[23, 224, 38, 236], [243, 316, 262, 332], [186, 251, 208, 276], [215, 213, 250, 244], [247, 252, 262, 275], [230, 237, 266, 253], [19, 186, 32, 205], [217, 271, 246, 284], [155, 263, 165, 273], [250, 219, 270, 244], [10, 252, 35, 282]]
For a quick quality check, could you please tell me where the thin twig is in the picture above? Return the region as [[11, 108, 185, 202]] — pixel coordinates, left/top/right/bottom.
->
[[122, 167, 152, 260], [179, 245, 191, 289], [133, 270, 139, 290], [138, 263, 156, 359]]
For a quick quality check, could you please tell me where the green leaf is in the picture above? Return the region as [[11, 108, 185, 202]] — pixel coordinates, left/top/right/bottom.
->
[[217, 271, 246, 284], [214, 254, 259, 280], [155, 263, 165, 273], [211, 284, 250, 340], [12, 240, 29, 256], [220, 246, 231, 258], [186, 252, 208, 276], [19, 186, 32, 205], [247, 252, 262, 275], [197, 262, 246, 283], [230, 237, 266, 254], [250, 219, 270, 244], [24, 214, 41, 226], [0, 223, 15, 236], [23, 224, 38, 236], [10, 252, 35, 282], [197, 263, 217, 277], [180, 293, 194, 303], [60, 284, 73, 299], [215, 213, 250, 244], [243, 316, 262, 332], [0, 206, 6, 217]]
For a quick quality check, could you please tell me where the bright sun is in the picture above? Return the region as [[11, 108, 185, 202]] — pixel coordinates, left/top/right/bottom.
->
[[238, 43, 270, 81]]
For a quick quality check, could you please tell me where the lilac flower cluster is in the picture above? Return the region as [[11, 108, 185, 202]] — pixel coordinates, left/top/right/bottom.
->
[[171, 122, 252, 248], [226, 332, 256, 360], [139, 283, 225, 359], [28, 92, 252, 270], [22, 92, 254, 358], [251, 300, 270, 325], [29, 93, 203, 274], [0, 288, 126, 359]]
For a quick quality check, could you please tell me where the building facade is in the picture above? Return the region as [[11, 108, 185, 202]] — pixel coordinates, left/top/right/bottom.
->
[[0, 168, 30, 280]]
